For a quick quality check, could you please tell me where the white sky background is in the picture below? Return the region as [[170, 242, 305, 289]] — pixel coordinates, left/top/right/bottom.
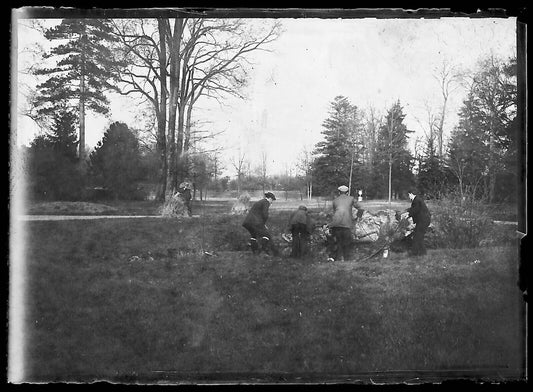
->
[[14, 15, 517, 177]]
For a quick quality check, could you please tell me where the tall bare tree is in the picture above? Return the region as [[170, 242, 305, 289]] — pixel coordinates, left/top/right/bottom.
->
[[258, 151, 268, 193], [296, 145, 314, 200], [232, 150, 247, 194], [111, 18, 280, 200], [433, 60, 463, 157]]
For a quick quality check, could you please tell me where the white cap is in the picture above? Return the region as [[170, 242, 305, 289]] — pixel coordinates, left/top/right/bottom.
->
[[338, 185, 349, 192]]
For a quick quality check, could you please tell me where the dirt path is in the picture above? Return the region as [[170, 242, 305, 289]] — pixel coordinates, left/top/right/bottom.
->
[[17, 215, 163, 221]]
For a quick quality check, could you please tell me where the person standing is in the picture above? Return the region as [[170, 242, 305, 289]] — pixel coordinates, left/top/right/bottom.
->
[[287, 205, 315, 258], [242, 192, 280, 256], [328, 185, 361, 262], [178, 181, 192, 217], [406, 190, 431, 256]]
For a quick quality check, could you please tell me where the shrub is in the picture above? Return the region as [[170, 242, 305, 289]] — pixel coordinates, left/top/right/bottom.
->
[[89, 122, 143, 200], [430, 196, 494, 249], [26, 110, 86, 201], [159, 193, 189, 217]]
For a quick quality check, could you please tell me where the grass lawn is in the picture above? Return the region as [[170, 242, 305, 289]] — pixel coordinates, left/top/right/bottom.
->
[[18, 212, 525, 384]]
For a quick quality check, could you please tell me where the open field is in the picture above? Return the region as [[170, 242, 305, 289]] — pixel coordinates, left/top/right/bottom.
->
[[16, 211, 525, 384]]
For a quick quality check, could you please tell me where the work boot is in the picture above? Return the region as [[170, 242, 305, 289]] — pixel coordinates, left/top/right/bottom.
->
[[249, 238, 259, 254], [259, 236, 270, 254]]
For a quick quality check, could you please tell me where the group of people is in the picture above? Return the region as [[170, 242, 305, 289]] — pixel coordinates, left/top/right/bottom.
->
[[242, 185, 431, 260]]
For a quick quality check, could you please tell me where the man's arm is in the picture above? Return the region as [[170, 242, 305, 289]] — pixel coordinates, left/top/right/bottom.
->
[[408, 198, 421, 218], [352, 197, 363, 218], [260, 199, 269, 224]]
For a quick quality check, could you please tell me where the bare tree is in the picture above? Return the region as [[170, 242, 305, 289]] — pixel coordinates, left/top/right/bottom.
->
[[17, 20, 55, 133], [361, 105, 382, 169], [110, 18, 280, 200], [259, 150, 268, 193], [231, 150, 247, 194], [296, 145, 314, 200], [433, 60, 463, 157]]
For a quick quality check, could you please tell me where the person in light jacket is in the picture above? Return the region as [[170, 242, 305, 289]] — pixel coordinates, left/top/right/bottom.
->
[[328, 185, 361, 262], [242, 192, 280, 256], [406, 189, 431, 256]]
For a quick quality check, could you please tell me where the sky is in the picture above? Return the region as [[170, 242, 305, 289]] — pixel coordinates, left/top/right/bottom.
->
[[13, 13, 517, 177]]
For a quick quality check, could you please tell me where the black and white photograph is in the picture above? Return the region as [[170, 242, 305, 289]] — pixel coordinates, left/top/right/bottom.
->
[[8, 7, 527, 385]]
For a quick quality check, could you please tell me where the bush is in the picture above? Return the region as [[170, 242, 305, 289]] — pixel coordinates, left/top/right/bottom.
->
[[89, 122, 143, 200], [430, 196, 494, 249], [26, 136, 86, 201]]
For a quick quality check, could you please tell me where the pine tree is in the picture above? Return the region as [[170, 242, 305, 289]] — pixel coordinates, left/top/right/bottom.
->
[[417, 135, 447, 198], [373, 101, 414, 200], [33, 19, 123, 161], [89, 122, 143, 200], [27, 109, 84, 200], [446, 94, 491, 201], [312, 96, 361, 195]]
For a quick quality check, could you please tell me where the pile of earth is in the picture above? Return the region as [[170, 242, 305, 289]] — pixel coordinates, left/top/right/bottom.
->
[[280, 208, 422, 257]]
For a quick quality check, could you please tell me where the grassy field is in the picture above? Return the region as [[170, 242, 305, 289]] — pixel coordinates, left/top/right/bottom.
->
[[17, 209, 526, 384], [25, 197, 518, 224]]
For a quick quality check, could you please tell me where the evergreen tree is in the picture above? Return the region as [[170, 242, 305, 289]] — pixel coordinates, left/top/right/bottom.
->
[[417, 135, 447, 198], [312, 96, 362, 195], [460, 55, 517, 202], [33, 19, 123, 161], [48, 109, 79, 160], [27, 109, 84, 200], [373, 101, 414, 199], [446, 55, 517, 202], [89, 122, 143, 200], [446, 93, 491, 201]]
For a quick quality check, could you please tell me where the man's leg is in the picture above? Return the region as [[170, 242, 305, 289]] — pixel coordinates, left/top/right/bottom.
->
[[290, 227, 299, 257], [293, 224, 307, 258], [332, 228, 345, 261], [418, 224, 429, 255], [301, 231, 309, 257], [342, 228, 353, 261], [411, 225, 423, 255], [243, 223, 260, 254], [257, 226, 280, 256], [337, 228, 351, 261]]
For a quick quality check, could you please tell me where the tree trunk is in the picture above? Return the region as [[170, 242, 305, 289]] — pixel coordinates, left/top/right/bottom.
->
[[156, 19, 168, 201], [79, 38, 86, 163], [165, 18, 184, 200], [437, 95, 447, 158]]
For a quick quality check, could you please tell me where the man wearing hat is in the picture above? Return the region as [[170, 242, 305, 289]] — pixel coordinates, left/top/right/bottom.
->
[[178, 180, 193, 216], [242, 192, 280, 256], [328, 185, 362, 261]]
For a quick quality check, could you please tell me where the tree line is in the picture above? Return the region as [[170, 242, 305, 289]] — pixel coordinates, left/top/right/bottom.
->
[[21, 17, 280, 201], [302, 56, 518, 204], [20, 18, 518, 204]]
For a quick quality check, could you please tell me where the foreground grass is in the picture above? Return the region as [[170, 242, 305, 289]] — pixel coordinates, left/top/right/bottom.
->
[[21, 216, 525, 384]]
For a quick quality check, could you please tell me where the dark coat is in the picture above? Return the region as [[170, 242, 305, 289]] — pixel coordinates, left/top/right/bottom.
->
[[242, 198, 271, 227], [288, 207, 314, 233], [408, 195, 431, 226], [179, 187, 192, 202]]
